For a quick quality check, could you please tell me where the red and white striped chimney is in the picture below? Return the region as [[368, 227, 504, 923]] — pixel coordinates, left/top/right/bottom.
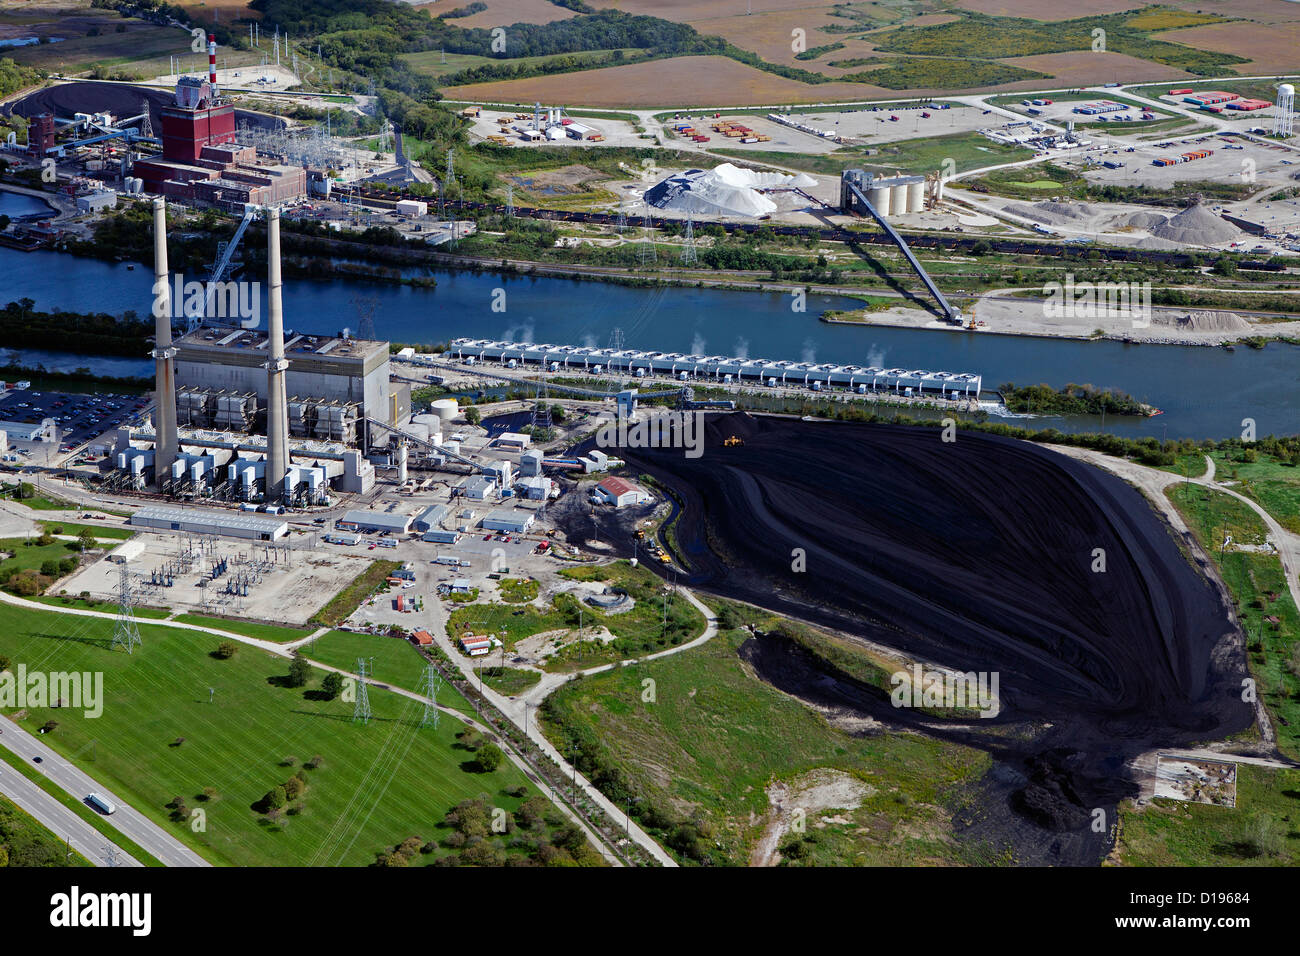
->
[[207, 33, 218, 95]]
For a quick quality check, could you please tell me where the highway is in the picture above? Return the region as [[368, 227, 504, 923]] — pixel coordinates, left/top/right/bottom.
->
[[0, 748, 140, 866], [0, 717, 208, 867]]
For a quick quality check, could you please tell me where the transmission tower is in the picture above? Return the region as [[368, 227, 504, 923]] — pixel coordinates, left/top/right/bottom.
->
[[419, 664, 442, 729], [615, 202, 627, 234], [352, 294, 379, 341], [111, 565, 142, 655], [637, 212, 657, 268], [137, 99, 153, 141], [353, 657, 372, 724], [505, 182, 515, 218], [681, 203, 698, 266], [445, 148, 455, 189], [532, 375, 553, 432], [603, 327, 628, 395]]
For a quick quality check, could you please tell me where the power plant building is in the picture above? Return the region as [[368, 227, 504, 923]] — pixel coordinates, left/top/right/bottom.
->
[[134, 36, 306, 208], [175, 329, 407, 428]]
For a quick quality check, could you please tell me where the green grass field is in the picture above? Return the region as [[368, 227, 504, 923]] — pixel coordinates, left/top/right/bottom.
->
[[1118, 764, 1300, 865], [541, 624, 989, 865], [301, 629, 455, 699], [1208, 451, 1300, 534], [38, 521, 134, 541], [1167, 484, 1300, 761], [172, 614, 312, 644], [0, 603, 541, 866]]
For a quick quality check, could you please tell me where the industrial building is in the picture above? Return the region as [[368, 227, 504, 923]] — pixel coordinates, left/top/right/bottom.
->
[[175, 328, 406, 429], [112, 202, 379, 501], [337, 509, 414, 535], [414, 504, 449, 533], [129, 504, 287, 540], [448, 339, 982, 398], [133, 37, 307, 208], [594, 476, 651, 508], [458, 475, 496, 501], [480, 510, 535, 534]]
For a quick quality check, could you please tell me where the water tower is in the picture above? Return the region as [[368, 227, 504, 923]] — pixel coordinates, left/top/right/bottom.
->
[[1275, 83, 1295, 138]]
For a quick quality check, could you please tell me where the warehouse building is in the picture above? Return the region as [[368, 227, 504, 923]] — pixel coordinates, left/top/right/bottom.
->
[[422, 528, 460, 544], [594, 476, 652, 508], [414, 504, 450, 533], [337, 509, 414, 535], [480, 509, 535, 534], [458, 475, 495, 501], [129, 504, 288, 540]]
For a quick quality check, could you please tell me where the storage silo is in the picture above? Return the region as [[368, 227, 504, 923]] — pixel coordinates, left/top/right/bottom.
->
[[867, 182, 892, 217], [891, 181, 910, 215], [906, 179, 925, 213], [430, 398, 459, 423]]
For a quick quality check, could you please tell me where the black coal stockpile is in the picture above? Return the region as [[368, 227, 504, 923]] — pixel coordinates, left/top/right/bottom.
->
[[5, 82, 286, 133], [623, 413, 1252, 865]]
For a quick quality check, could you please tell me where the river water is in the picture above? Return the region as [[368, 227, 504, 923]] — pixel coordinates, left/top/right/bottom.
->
[[0, 245, 1295, 440]]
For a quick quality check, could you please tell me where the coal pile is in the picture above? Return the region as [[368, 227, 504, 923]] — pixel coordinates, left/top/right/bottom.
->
[[5, 82, 285, 134], [621, 413, 1252, 864]]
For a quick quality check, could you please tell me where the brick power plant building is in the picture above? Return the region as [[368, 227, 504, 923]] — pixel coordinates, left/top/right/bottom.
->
[[135, 35, 305, 209]]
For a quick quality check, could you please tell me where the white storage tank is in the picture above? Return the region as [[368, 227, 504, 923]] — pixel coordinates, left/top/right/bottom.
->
[[430, 398, 459, 423], [891, 183, 910, 215], [907, 180, 925, 213], [867, 183, 892, 217]]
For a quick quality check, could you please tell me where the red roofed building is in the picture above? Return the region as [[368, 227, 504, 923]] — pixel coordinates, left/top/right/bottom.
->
[[594, 476, 652, 508], [411, 630, 433, 646]]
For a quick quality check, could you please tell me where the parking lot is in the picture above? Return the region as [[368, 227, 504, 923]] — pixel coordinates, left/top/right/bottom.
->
[[0, 389, 148, 455]]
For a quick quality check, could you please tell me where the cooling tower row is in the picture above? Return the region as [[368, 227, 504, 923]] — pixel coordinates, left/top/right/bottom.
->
[[865, 176, 925, 219]]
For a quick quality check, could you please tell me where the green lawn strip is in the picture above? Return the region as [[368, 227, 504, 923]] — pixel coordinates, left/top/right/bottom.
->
[[38, 521, 133, 541], [172, 614, 311, 644], [0, 603, 543, 866], [473, 666, 541, 696], [309, 559, 402, 628], [540, 627, 989, 865], [1117, 764, 1300, 865], [32, 596, 170, 619], [0, 744, 161, 866], [1167, 484, 1300, 761]]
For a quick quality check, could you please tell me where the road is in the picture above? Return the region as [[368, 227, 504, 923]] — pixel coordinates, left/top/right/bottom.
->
[[0, 750, 140, 866], [428, 585, 722, 867], [0, 719, 206, 866]]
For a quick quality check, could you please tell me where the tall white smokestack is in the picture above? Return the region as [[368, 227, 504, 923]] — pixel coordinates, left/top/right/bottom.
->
[[265, 207, 290, 501], [151, 198, 178, 488], [208, 34, 218, 98]]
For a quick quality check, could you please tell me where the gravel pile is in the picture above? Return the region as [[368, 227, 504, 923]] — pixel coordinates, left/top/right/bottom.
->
[[1152, 204, 1241, 246]]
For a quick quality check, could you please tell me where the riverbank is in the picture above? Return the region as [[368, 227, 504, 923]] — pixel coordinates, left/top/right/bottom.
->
[[821, 290, 1300, 348]]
